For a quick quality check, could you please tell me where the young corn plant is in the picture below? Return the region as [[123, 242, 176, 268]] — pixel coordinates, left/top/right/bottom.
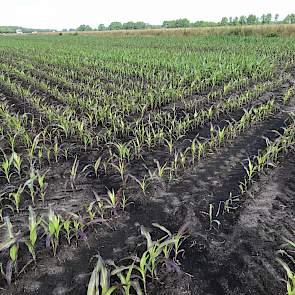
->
[[216, 126, 226, 148], [0, 216, 20, 285], [110, 262, 143, 295], [240, 158, 257, 192], [37, 170, 48, 203], [46, 207, 63, 256], [283, 86, 294, 104], [197, 140, 206, 161], [24, 169, 37, 206], [28, 133, 41, 168], [131, 175, 149, 196], [140, 225, 179, 280], [149, 160, 169, 181], [218, 193, 240, 215], [201, 204, 221, 231], [25, 206, 41, 262], [87, 254, 118, 295], [120, 190, 130, 211], [277, 237, 295, 295], [179, 149, 189, 169], [11, 152, 22, 179], [111, 160, 126, 183], [9, 184, 24, 213], [83, 157, 102, 178], [114, 142, 131, 162], [85, 201, 97, 221], [70, 156, 79, 189], [53, 138, 59, 163], [73, 217, 86, 242], [0, 152, 14, 183], [164, 137, 175, 155], [190, 138, 197, 164], [106, 189, 122, 214], [63, 218, 72, 245]]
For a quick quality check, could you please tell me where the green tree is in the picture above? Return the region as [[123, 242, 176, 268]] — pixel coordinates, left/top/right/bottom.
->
[[220, 17, 229, 26], [163, 20, 175, 28], [232, 17, 239, 25], [108, 22, 123, 30], [261, 13, 272, 24], [77, 24, 92, 31], [163, 18, 190, 28], [284, 14, 295, 24], [267, 13, 272, 23], [123, 22, 135, 29], [175, 18, 190, 28], [247, 14, 259, 25], [134, 22, 147, 29], [239, 16, 247, 25], [97, 24, 106, 31]]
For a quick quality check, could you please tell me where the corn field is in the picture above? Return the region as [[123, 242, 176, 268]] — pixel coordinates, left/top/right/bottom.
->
[[0, 34, 294, 295]]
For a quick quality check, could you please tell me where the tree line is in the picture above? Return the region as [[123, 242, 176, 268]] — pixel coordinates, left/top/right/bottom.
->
[[75, 13, 295, 31]]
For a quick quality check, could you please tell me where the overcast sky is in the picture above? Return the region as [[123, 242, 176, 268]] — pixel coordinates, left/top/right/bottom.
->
[[1, 0, 295, 30]]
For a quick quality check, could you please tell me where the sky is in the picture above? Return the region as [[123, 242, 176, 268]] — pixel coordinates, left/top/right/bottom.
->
[[1, 0, 295, 30]]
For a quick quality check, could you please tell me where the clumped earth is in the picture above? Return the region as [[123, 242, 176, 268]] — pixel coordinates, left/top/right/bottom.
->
[[0, 35, 294, 295]]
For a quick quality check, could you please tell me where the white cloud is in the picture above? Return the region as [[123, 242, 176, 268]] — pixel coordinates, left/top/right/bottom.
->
[[1, 0, 294, 30]]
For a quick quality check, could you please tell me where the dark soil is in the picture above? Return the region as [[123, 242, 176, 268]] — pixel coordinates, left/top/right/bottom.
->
[[1, 90, 294, 295], [0, 65, 295, 295]]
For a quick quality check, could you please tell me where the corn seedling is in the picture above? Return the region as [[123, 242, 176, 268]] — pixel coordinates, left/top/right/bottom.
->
[[9, 184, 24, 213], [24, 170, 37, 205], [70, 156, 79, 189], [277, 237, 295, 295], [243, 158, 257, 184], [85, 201, 97, 221], [11, 152, 22, 179], [25, 206, 41, 261], [131, 175, 149, 195], [37, 170, 48, 203], [46, 206, 62, 256], [111, 160, 126, 182], [87, 254, 118, 295], [63, 219, 72, 245], [0, 152, 13, 183], [0, 217, 20, 285], [83, 157, 102, 178], [201, 204, 221, 231], [28, 133, 41, 167]]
